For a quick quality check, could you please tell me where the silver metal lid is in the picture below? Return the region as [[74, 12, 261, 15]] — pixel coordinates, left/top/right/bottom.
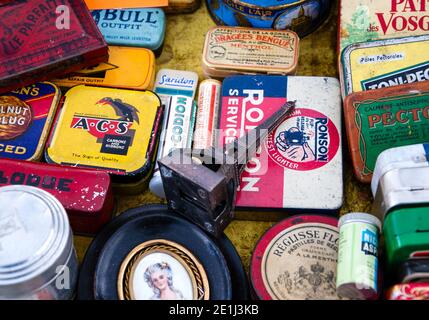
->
[[0, 186, 73, 298], [338, 212, 381, 231], [371, 144, 429, 197], [372, 166, 429, 222]]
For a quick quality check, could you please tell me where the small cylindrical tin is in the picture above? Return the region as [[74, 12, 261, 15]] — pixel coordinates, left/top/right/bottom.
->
[[386, 283, 429, 300], [336, 212, 381, 300], [0, 185, 78, 300], [371, 144, 429, 198], [202, 27, 299, 78], [206, 0, 333, 38], [91, 8, 166, 56], [194, 79, 221, 150]]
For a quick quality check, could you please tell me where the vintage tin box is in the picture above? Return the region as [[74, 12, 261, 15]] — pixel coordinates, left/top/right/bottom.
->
[[398, 259, 429, 283], [250, 215, 343, 300], [202, 27, 299, 78], [0, 0, 108, 94], [45, 85, 163, 188], [0, 185, 78, 300], [386, 283, 429, 300], [91, 8, 166, 55], [165, 0, 201, 13], [206, 0, 333, 38], [0, 159, 114, 235], [0, 82, 60, 161], [53, 46, 155, 91], [217, 75, 342, 216], [338, 0, 429, 56], [78, 205, 249, 300], [371, 144, 429, 197], [344, 82, 429, 184], [340, 34, 429, 97]]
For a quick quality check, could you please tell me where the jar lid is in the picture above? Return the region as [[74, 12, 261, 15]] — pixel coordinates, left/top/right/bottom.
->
[[338, 213, 381, 231], [0, 185, 72, 297]]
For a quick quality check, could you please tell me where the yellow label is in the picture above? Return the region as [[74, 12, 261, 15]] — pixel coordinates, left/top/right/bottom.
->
[[344, 37, 429, 95], [53, 47, 155, 90], [46, 86, 161, 175]]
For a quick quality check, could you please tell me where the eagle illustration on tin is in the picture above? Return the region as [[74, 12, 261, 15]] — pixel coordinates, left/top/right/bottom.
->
[[97, 97, 140, 124]]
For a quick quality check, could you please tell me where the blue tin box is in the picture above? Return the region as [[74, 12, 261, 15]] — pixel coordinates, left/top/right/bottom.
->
[[91, 8, 166, 56], [206, 0, 332, 38]]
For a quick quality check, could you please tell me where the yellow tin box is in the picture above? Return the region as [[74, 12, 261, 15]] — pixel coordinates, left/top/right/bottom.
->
[[45, 85, 163, 189], [53, 46, 156, 91]]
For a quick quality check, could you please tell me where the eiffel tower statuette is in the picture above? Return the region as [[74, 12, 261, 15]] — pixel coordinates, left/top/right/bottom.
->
[[158, 100, 296, 237]]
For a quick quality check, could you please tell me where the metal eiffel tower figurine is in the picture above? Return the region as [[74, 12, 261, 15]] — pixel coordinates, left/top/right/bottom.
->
[[158, 100, 296, 237]]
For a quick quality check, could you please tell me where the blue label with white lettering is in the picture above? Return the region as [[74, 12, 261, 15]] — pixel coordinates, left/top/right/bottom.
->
[[91, 8, 166, 51]]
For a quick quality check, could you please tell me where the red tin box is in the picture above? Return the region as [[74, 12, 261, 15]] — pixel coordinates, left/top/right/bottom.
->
[[0, 0, 108, 94], [0, 158, 115, 235]]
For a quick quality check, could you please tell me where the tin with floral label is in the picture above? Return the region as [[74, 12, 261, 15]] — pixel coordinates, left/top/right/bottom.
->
[[344, 81, 429, 183], [206, 0, 333, 38], [0, 159, 114, 236], [250, 215, 344, 300], [340, 34, 429, 97], [54, 46, 155, 91], [217, 75, 342, 216], [338, 0, 429, 56], [0, 82, 61, 162], [45, 85, 163, 190], [386, 283, 429, 300], [91, 8, 166, 55], [202, 27, 299, 78]]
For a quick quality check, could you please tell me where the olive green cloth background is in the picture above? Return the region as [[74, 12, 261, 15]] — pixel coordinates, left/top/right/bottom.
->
[[74, 0, 373, 272]]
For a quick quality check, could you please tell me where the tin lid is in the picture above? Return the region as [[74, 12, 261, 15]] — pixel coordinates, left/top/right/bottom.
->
[[371, 144, 429, 197], [0, 185, 73, 298], [45, 85, 162, 183], [154, 69, 199, 99], [338, 212, 381, 231], [53, 46, 155, 90], [0, 82, 61, 161], [202, 26, 299, 77], [250, 214, 343, 300], [372, 166, 429, 221], [77, 205, 248, 300], [91, 8, 166, 51]]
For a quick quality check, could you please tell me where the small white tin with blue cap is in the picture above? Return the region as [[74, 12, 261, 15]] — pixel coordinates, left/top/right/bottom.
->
[[91, 8, 166, 56]]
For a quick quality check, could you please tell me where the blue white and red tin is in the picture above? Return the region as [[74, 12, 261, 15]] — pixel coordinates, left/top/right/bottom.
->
[[206, 0, 333, 38], [217, 75, 343, 214]]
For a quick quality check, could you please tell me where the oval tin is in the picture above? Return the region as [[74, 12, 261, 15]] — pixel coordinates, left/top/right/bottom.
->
[[250, 214, 343, 300], [77, 205, 249, 300], [371, 144, 429, 197], [344, 81, 429, 184], [206, 0, 332, 38], [53, 46, 156, 91], [217, 75, 343, 216], [340, 34, 429, 97], [45, 85, 163, 186], [91, 8, 166, 55], [0, 159, 114, 236], [202, 26, 299, 78], [0, 82, 60, 162]]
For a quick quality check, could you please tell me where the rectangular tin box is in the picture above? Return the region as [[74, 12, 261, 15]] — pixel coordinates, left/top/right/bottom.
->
[[45, 85, 163, 191], [340, 34, 429, 98], [91, 8, 166, 55], [202, 27, 299, 78], [0, 159, 114, 235], [0, 82, 60, 161], [217, 75, 343, 218], [371, 143, 429, 197], [386, 283, 429, 300], [53, 46, 155, 91], [0, 0, 108, 94], [338, 0, 429, 55], [344, 81, 429, 183]]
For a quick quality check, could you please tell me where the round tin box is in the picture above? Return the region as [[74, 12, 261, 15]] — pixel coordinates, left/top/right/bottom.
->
[[45, 85, 163, 191], [0, 185, 78, 300], [78, 204, 249, 300], [250, 214, 343, 300], [206, 0, 333, 38]]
